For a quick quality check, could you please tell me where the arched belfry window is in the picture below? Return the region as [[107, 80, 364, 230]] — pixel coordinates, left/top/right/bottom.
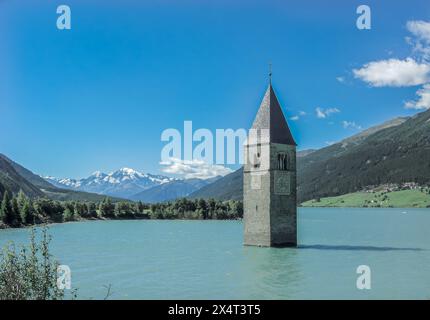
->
[[284, 153, 288, 170], [252, 147, 261, 169], [277, 153, 288, 170], [253, 153, 260, 168]]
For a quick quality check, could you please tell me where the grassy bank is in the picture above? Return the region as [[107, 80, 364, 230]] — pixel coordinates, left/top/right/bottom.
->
[[301, 189, 430, 208]]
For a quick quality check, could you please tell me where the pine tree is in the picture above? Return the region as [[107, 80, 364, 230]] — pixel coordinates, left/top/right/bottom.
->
[[63, 207, 74, 222], [86, 202, 97, 218], [133, 202, 141, 215], [98, 197, 111, 217], [0, 191, 14, 225], [198, 199, 208, 219], [106, 198, 114, 217], [0, 181, 5, 199], [21, 199, 33, 224], [73, 202, 80, 217], [114, 202, 121, 217], [17, 190, 26, 209], [11, 197, 21, 225], [16, 190, 30, 224], [99, 197, 115, 218]]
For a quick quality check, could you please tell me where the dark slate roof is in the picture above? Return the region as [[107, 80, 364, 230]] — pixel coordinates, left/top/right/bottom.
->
[[251, 84, 297, 146]]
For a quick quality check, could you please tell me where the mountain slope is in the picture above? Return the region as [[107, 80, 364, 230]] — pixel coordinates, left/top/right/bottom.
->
[[297, 111, 430, 202], [0, 153, 56, 190], [189, 168, 243, 200], [298, 117, 408, 172], [131, 178, 215, 203], [42, 187, 124, 202], [297, 149, 316, 158], [0, 154, 44, 197], [0, 153, 122, 202]]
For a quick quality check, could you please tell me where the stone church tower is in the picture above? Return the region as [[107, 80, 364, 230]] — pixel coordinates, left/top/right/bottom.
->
[[243, 83, 297, 247]]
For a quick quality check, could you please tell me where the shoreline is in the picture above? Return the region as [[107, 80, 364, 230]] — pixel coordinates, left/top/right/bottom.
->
[[299, 205, 430, 209], [0, 216, 243, 230], [1, 206, 427, 231]]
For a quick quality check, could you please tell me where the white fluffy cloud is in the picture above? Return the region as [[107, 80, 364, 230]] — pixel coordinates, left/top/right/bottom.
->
[[406, 20, 430, 62], [160, 158, 232, 180], [342, 121, 362, 130], [407, 20, 430, 42], [404, 84, 430, 110], [289, 111, 306, 121], [353, 58, 430, 87], [315, 107, 340, 119], [353, 20, 430, 111]]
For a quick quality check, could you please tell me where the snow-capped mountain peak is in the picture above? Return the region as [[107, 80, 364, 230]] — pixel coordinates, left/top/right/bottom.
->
[[43, 168, 176, 199], [117, 167, 138, 175], [90, 171, 106, 178]]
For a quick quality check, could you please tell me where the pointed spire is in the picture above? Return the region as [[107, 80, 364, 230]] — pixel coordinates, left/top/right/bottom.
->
[[250, 84, 297, 146]]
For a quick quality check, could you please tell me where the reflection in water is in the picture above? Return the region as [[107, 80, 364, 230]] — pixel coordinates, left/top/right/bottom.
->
[[241, 246, 302, 299]]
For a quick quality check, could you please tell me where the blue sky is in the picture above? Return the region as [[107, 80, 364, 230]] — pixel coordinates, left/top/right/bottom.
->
[[1, 0, 429, 179]]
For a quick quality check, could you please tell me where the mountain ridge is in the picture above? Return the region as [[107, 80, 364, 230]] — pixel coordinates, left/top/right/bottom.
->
[[44, 168, 176, 199], [0, 154, 124, 202], [0, 154, 45, 198], [131, 177, 220, 203]]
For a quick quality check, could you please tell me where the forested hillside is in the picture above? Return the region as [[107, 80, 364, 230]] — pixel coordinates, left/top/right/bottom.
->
[[297, 110, 430, 202]]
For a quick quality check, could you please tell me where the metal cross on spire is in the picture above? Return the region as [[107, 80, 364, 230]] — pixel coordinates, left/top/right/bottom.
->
[[269, 62, 272, 85]]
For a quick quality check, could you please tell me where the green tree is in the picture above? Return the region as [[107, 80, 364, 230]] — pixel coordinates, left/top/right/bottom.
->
[[0, 181, 5, 199], [33, 199, 63, 222], [133, 202, 142, 216], [0, 228, 69, 300], [208, 198, 216, 218], [197, 199, 208, 219], [63, 207, 74, 222], [16, 190, 26, 210], [86, 202, 97, 218], [11, 197, 21, 225], [98, 197, 115, 218], [73, 202, 86, 218], [114, 202, 121, 217], [0, 191, 14, 225], [98, 200, 105, 217], [21, 199, 33, 225]]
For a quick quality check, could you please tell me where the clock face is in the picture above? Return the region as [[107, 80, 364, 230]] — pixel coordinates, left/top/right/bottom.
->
[[274, 171, 290, 195]]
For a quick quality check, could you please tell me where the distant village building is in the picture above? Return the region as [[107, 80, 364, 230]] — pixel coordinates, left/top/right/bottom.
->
[[243, 82, 297, 247]]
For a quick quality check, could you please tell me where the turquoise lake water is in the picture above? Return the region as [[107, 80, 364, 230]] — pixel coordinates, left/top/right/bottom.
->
[[0, 208, 429, 299]]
